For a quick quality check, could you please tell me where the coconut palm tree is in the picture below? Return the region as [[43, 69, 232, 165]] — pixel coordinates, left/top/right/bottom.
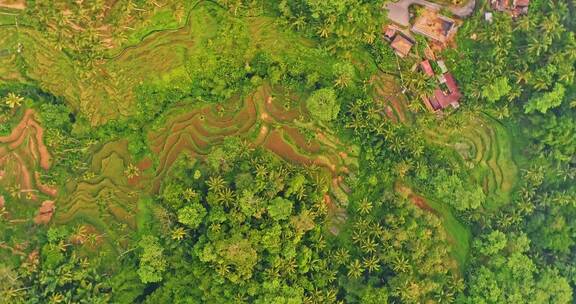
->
[[207, 175, 226, 192], [347, 259, 364, 279], [356, 198, 373, 215], [171, 227, 186, 241], [3, 93, 23, 109], [216, 187, 235, 207], [360, 237, 378, 254], [363, 255, 380, 273], [391, 255, 411, 273], [333, 247, 350, 265]]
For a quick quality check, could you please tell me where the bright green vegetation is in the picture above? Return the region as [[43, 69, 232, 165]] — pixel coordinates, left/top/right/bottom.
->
[[0, 0, 575, 303], [426, 113, 519, 209]]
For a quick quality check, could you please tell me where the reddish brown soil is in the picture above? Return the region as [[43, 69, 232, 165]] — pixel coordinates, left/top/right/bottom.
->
[[389, 97, 407, 123], [264, 99, 300, 122], [253, 124, 270, 147], [34, 172, 57, 197], [409, 194, 436, 213], [264, 130, 315, 166], [0, 109, 55, 202], [34, 200, 55, 225], [0, 0, 25, 10], [324, 194, 335, 209], [149, 84, 354, 198], [283, 126, 321, 153], [395, 182, 437, 214]]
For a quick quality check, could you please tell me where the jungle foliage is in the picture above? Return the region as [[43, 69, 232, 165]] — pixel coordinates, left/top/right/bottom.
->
[[0, 0, 575, 303]]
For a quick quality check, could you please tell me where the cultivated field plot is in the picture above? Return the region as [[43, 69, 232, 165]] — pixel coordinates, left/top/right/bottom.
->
[[0, 110, 56, 207], [148, 83, 358, 206], [426, 114, 519, 208]]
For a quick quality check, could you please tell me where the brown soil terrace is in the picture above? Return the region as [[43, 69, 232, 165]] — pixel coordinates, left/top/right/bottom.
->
[[148, 84, 357, 195], [0, 109, 56, 201], [0, 0, 26, 10]]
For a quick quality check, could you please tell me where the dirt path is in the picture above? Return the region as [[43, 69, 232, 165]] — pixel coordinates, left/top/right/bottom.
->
[[385, 0, 475, 27], [0, 0, 26, 10], [395, 182, 436, 213], [0, 109, 54, 201]]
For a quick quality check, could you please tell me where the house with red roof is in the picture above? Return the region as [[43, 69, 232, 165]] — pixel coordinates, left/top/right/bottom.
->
[[420, 60, 435, 77], [382, 25, 415, 58], [491, 0, 529, 16], [419, 60, 462, 113]]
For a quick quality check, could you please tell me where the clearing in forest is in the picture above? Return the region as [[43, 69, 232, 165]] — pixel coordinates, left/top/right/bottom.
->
[[148, 83, 358, 232], [370, 72, 411, 124], [395, 182, 471, 269], [425, 114, 518, 208]]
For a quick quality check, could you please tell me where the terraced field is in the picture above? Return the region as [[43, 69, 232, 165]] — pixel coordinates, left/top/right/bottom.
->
[[55, 140, 139, 251], [0, 20, 197, 125], [0, 109, 56, 203], [50, 82, 360, 243], [425, 114, 518, 208], [0, 2, 332, 126], [149, 83, 358, 229], [370, 72, 411, 124]]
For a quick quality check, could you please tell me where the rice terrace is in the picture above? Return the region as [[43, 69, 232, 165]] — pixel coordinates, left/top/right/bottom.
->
[[0, 0, 574, 303]]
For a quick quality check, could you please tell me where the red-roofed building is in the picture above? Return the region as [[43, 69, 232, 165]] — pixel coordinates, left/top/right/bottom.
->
[[419, 60, 462, 113], [491, 0, 529, 16], [384, 26, 397, 41], [420, 60, 434, 77], [444, 73, 461, 96], [390, 34, 414, 58]]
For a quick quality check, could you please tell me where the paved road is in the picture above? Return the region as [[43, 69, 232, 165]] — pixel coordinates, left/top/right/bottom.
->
[[385, 0, 476, 27]]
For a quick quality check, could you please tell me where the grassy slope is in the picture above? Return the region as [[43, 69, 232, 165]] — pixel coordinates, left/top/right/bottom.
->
[[425, 113, 519, 209], [425, 195, 471, 267], [396, 182, 471, 268]]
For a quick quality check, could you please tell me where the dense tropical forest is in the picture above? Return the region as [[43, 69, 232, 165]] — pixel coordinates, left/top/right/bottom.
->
[[0, 0, 574, 303]]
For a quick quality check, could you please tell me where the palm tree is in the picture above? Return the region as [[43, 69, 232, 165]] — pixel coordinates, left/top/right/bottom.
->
[[317, 23, 331, 38], [216, 187, 235, 207], [334, 73, 352, 89], [540, 13, 563, 40], [290, 16, 306, 31], [356, 198, 373, 215], [513, 69, 531, 84], [207, 176, 226, 192], [391, 255, 411, 273], [124, 163, 140, 179], [514, 16, 534, 32], [527, 36, 550, 58], [325, 288, 338, 303], [3, 93, 23, 109], [171, 227, 186, 241], [333, 248, 350, 265], [434, 289, 455, 303], [360, 237, 378, 254], [363, 255, 381, 273], [363, 28, 376, 45], [183, 188, 198, 202], [49, 293, 65, 304], [254, 164, 268, 179], [347, 259, 364, 279]]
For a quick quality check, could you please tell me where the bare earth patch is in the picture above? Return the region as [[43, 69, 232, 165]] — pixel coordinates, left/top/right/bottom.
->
[[0, 109, 56, 200], [0, 0, 26, 10]]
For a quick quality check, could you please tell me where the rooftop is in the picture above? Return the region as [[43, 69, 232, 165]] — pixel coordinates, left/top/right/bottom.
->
[[420, 60, 435, 77], [412, 10, 458, 44], [390, 34, 414, 57]]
